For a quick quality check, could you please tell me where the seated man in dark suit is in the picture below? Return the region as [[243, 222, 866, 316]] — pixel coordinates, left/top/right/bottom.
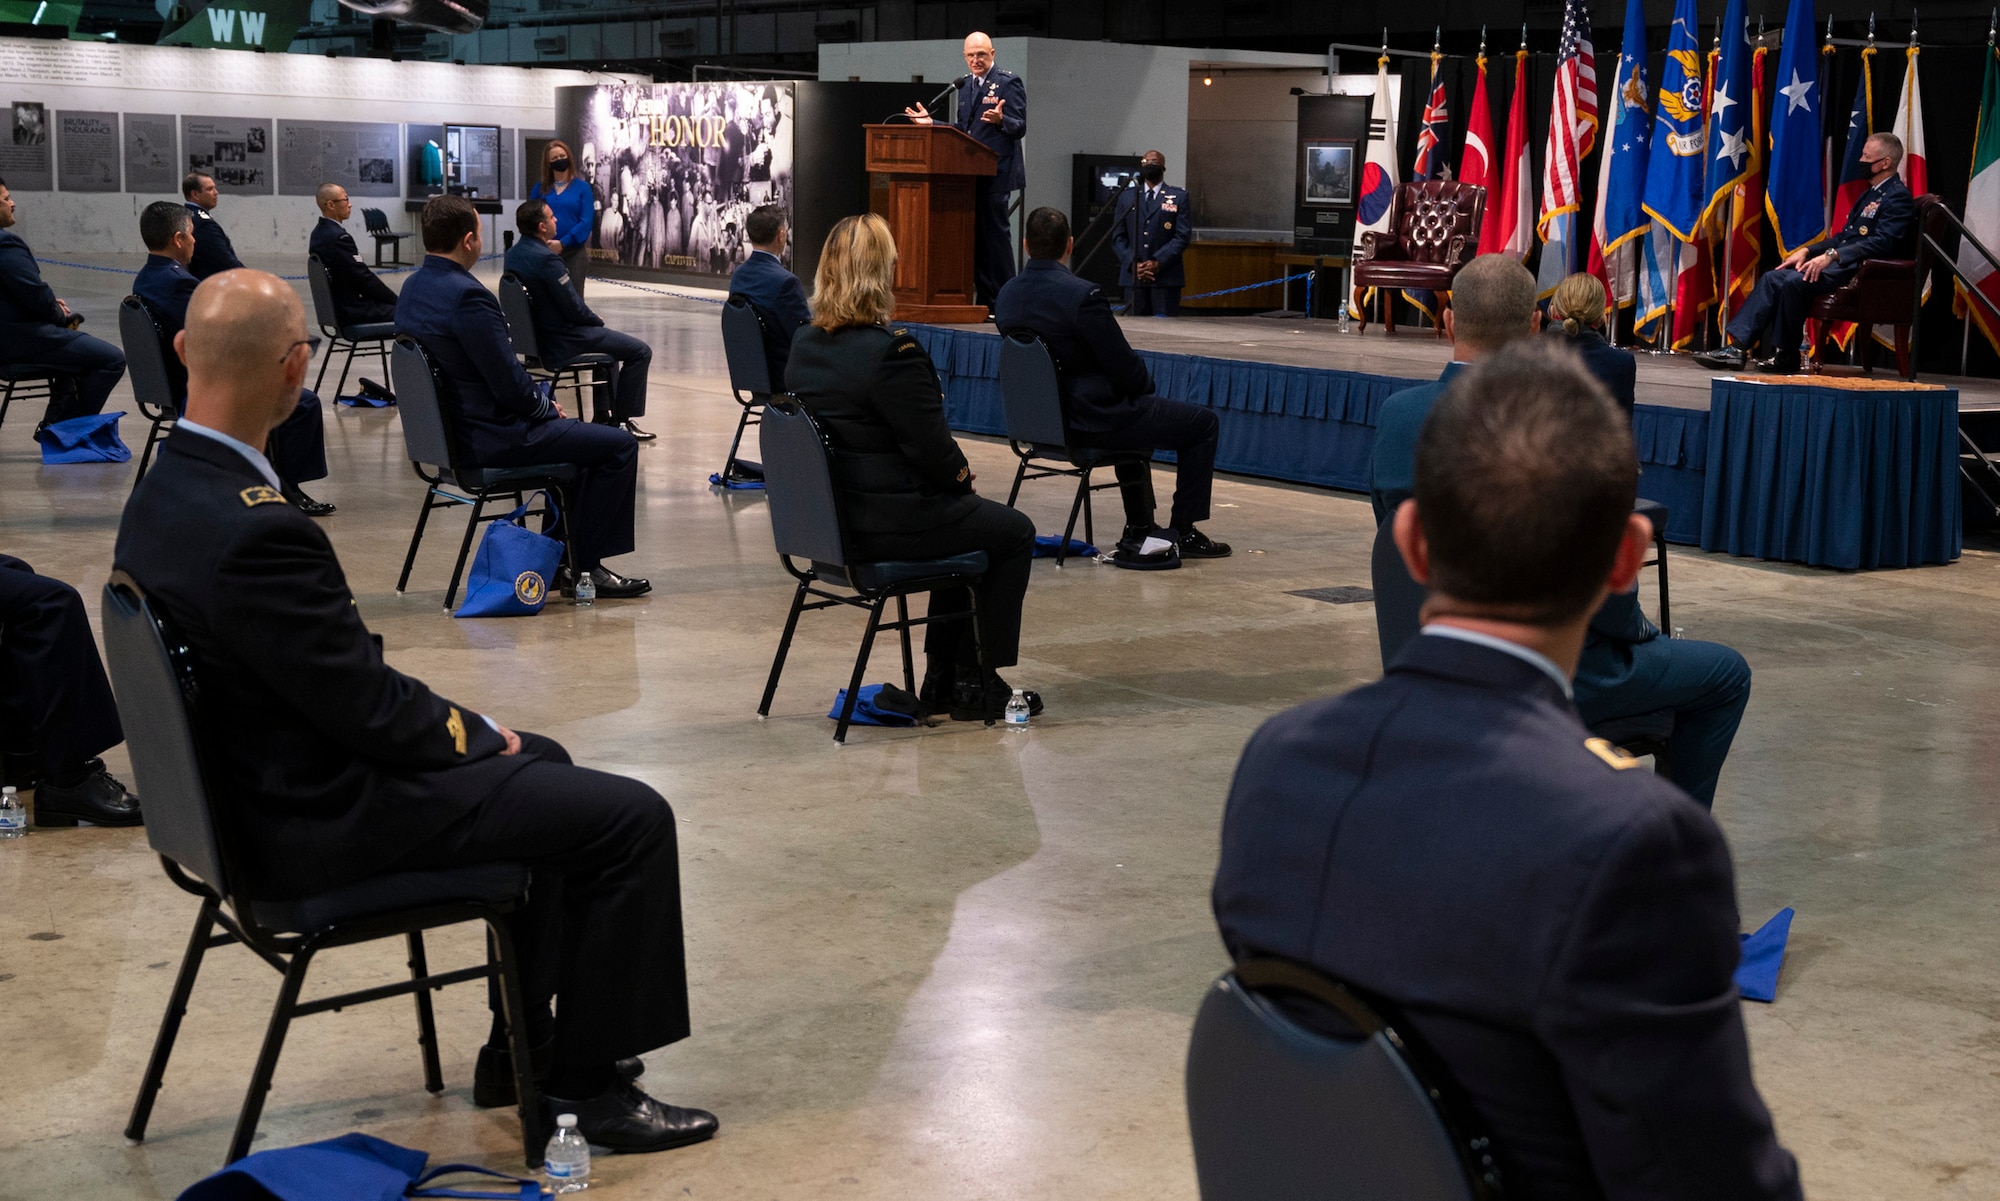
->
[[726, 203, 811, 386], [1696, 132, 1917, 375], [0, 177, 127, 432], [397, 195, 648, 598], [136, 200, 334, 516], [311, 183, 399, 326], [115, 269, 714, 1151], [993, 206, 1229, 565], [1371, 255, 1751, 807], [1217, 339, 1802, 1201], [505, 198, 654, 440], [183, 171, 245, 280], [0, 555, 141, 828]]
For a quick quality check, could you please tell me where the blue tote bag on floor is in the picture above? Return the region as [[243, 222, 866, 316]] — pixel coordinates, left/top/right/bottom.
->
[[36, 412, 131, 464], [453, 492, 564, 619], [177, 1131, 542, 1200]]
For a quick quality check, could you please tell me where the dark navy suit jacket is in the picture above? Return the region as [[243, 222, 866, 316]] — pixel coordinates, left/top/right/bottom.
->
[[727, 250, 811, 385], [992, 259, 1150, 434], [133, 254, 200, 406], [395, 254, 557, 464], [186, 202, 243, 280], [310, 216, 398, 324], [0, 228, 78, 364], [1112, 183, 1192, 288], [1548, 326, 1637, 415], [1812, 174, 1917, 281], [955, 69, 1027, 192], [1215, 633, 1801, 1201], [504, 238, 602, 362]]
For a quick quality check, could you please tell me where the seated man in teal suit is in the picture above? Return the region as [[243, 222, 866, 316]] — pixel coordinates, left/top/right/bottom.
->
[[1369, 255, 1752, 809]]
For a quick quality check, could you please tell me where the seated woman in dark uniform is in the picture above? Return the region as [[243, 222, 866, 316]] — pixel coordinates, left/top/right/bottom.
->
[[784, 214, 1041, 722], [1546, 273, 1637, 415]]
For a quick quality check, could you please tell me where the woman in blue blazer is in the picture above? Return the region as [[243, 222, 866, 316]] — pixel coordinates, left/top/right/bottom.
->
[[530, 139, 595, 298]]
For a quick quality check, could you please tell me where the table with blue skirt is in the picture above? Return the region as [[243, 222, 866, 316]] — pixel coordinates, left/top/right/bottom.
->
[[903, 325, 1961, 569], [1699, 378, 1960, 570]]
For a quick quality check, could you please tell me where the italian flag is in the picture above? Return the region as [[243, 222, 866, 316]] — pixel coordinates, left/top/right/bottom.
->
[[1956, 44, 2000, 356]]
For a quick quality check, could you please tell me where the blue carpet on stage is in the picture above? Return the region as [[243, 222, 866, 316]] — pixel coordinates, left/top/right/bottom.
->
[[908, 324, 1711, 545]]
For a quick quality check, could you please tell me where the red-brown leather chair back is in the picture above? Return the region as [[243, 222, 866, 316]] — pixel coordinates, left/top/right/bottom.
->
[[1394, 181, 1485, 266]]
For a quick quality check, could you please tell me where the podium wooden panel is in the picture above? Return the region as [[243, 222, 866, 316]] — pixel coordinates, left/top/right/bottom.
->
[[865, 124, 997, 323]]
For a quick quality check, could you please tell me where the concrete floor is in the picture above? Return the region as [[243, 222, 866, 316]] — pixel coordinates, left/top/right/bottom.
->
[[0, 257, 1995, 1199]]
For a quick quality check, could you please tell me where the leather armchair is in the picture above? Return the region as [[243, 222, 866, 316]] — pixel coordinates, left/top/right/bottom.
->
[[1351, 181, 1486, 337], [1806, 193, 1946, 378]]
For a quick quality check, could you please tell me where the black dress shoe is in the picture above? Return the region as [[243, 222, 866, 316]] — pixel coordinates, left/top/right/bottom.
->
[[282, 486, 336, 516], [543, 1081, 718, 1154], [949, 673, 1043, 722], [621, 420, 657, 441], [473, 1042, 644, 1109], [1755, 352, 1804, 375], [589, 568, 651, 599], [1692, 345, 1748, 371], [33, 761, 142, 828], [1176, 526, 1233, 559]]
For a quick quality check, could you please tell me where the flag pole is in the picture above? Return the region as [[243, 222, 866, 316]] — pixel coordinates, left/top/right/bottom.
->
[[1966, 12, 1993, 376]]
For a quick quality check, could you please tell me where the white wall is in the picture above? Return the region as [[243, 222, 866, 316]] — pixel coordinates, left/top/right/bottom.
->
[[1188, 69, 1329, 234], [818, 38, 1321, 232], [0, 37, 638, 256]]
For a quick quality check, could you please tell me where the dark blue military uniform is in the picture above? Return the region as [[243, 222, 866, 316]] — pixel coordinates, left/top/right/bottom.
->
[[1369, 362, 1752, 807], [1547, 325, 1637, 415], [1215, 632, 1802, 1201], [1725, 173, 1916, 357], [727, 249, 812, 385], [396, 254, 638, 572], [503, 238, 650, 422], [993, 258, 1218, 535], [132, 252, 326, 487], [0, 555, 123, 785], [1112, 182, 1193, 316], [114, 429, 691, 1075], [0, 227, 126, 428], [309, 216, 398, 326], [185, 201, 244, 280], [953, 67, 1027, 305]]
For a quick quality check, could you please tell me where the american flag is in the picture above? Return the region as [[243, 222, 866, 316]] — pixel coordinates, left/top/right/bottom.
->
[[1412, 51, 1451, 179], [1538, 0, 1599, 235]]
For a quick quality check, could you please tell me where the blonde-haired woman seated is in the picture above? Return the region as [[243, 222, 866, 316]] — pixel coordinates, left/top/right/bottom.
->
[[1546, 272, 1637, 415], [783, 214, 1041, 722]]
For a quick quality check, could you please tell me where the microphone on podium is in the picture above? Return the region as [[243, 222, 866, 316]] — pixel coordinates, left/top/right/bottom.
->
[[886, 76, 969, 123]]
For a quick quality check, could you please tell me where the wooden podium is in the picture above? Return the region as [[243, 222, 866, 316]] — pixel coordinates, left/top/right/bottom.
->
[[865, 123, 997, 323]]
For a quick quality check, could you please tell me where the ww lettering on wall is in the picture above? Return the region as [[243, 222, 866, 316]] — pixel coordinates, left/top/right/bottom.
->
[[160, 0, 306, 51]]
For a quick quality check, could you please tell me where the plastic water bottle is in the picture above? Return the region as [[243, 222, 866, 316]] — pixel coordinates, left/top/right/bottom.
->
[[573, 570, 595, 608], [1004, 689, 1030, 732], [0, 787, 24, 839], [543, 1113, 590, 1192], [1337, 299, 1353, 334]]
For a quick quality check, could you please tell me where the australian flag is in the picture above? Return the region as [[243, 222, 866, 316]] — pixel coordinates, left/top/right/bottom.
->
[[1407, 51, 1453, 319], [1642, 0, 1708, 242]]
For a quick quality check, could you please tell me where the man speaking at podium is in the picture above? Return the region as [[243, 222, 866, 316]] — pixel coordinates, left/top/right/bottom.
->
[[903, 32, 1026, 307]]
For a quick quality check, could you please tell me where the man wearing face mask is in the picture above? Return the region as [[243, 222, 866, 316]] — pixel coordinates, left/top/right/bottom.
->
[[1112, 150, 1193, 317], [1694, 132, 1916, 375]]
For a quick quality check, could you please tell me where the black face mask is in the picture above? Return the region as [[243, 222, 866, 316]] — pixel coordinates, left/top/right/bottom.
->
[[1138, 163, 1164, 184], [550, 159, 571, 173]]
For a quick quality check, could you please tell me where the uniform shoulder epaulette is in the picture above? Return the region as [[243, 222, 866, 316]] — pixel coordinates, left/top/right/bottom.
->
[[239, 485, 287, 508], [1583, 737, 1643, 771]]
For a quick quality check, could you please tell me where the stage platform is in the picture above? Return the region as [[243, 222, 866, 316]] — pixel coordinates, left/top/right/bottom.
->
[[911, 313, 1972, 566]]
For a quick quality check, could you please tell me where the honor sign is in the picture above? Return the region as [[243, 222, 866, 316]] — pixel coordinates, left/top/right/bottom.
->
[[624, 105, 730, 150]]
